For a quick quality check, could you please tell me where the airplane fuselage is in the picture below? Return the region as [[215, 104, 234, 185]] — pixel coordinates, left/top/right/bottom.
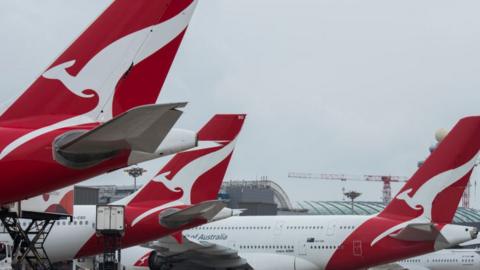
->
[[0, 123, 130, 204], [177, 215, 476, 270], [394, 249, 480, 270]]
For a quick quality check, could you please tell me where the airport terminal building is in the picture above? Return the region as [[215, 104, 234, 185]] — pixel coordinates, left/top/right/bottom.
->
[[77, 179, 480, 230]]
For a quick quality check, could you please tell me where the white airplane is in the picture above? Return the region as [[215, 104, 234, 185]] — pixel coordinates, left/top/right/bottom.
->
[[372, 249, 480, 270], [120, 115, 480, 270], [0, 114, 245, 265]]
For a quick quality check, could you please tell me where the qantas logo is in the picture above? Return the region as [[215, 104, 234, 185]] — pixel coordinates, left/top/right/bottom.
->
[[130, 138, 237, 227], [0, 1, 197, 160], [134, 251, 152, 267], [371, 151, 480, 246], [42, 0, 196, 117]]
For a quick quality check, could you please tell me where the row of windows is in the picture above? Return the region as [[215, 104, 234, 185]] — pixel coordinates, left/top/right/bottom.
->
[[194, 226, 272, 230], [401, 259, 421, 263], [0, 220, 91, 227], [286, 225, 356, 230], [431, 259, 458, 263], [402, 258, 476, 264], [55, 220, 90, 226], [238, 245, 293, 250], [196, 225, 356, 231], [0, 220, 92, 228], [310, 245, 343, 250]]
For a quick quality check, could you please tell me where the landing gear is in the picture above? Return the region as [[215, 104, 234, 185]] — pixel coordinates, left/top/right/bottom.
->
[[0, 212, 62, 270]]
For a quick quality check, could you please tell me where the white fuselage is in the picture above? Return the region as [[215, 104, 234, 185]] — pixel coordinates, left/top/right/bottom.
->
[[120, 215, 372, 270], [184, 215, 370, 269], [121, 214, 477, 270], [1, 211, 476, 270], [394, 249, 480, 270]]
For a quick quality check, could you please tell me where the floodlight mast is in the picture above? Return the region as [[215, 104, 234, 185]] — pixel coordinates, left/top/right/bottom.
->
[[124, 167, 147, 191], [344, 190, 361, 213]]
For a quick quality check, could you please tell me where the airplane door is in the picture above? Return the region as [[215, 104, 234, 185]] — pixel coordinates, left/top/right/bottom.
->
[[274, 221, 285, 237], [352, 240, 363, 257], [297, 240, 307, 256], [229, 241, 237, 250], [326, 221, 336, 236]]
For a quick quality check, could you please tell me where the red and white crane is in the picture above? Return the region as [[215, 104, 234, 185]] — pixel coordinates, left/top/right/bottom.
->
[[288, 171, 475, 208], [287, 172, 408, 204]]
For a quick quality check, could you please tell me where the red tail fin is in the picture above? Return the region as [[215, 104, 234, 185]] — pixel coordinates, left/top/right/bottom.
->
[[125, 114, 246, 207], [1, 0, 197, 127], [380, 116, 480, 223]]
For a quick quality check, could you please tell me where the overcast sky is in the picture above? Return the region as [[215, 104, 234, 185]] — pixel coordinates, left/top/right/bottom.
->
[[1, 0, 480, 206]]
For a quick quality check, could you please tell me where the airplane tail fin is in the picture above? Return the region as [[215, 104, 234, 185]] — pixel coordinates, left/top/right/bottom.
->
[[123, 114, 246, 207], [10, 185, 74, 218], [0, 0, 197, 126], [380, 116, 480, 224]]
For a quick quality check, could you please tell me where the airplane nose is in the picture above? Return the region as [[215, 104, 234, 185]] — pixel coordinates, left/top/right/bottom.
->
[[470, 227, 478, 239]]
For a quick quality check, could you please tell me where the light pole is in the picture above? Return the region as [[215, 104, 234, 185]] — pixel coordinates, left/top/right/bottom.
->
[[124, 167, 147, 191], [344, 190, 361, 213]]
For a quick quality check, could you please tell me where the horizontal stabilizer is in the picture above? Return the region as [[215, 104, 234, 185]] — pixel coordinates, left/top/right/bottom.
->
[[58, 103, 186, 154], [160, 200, 226, 229], [390, 223, 439, 242]]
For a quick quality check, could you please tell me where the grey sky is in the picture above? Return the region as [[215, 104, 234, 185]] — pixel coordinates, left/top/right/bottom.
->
[[1, 0, 480, 206]]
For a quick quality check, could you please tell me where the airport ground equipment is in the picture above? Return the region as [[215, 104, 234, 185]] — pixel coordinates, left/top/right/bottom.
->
[[0, 186, 73, 269], [0, 240, 13, 270], [96, 205, 125, 270], [0, 212, 65, 270]]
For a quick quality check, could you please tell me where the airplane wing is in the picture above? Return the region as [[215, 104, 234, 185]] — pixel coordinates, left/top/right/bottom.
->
[[143, 235, 250, 269], [160, 200, 226, 229]]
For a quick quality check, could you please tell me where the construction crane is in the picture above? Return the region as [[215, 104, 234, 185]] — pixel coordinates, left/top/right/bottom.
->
[[288, 172, 408, 204], [289, 171, 477, 208]]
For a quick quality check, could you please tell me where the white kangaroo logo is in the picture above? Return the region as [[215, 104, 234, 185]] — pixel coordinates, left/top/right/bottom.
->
[[371, 151, 479, 246], [0, 1, 197, 160], [43, 1, 197, 108], [131, 138, 237, 227]]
